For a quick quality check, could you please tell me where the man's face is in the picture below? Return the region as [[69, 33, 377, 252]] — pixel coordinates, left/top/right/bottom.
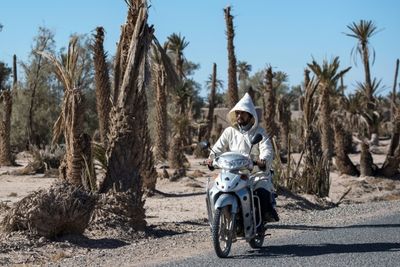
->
[[235, 111, 252, 126]]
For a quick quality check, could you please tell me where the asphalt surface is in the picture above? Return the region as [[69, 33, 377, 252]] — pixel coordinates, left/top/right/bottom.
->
[[157, 209, 400, 267]]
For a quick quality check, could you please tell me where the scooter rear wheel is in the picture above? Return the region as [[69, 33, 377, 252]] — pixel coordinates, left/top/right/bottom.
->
[[212, 206, 235, 258]]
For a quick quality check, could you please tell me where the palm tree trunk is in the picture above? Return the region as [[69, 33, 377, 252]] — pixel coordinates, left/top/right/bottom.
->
[[224, 6, 238, 108], [168, 133, 186, 169], [205, 63, 217, 141], [61, 89, 85, 185], [391, 59, 399, 121], [263, 67, 278, 137], [362, 43, 373, 105], [12, 55, 17, 93], [333, 120, 359, 176], [139, 77, 158, 194], [0, 91, 12, 166], [360, 142, 374, 176], [319, 86, 334, 160], [380, 107, 400, 177], [277, 96, 291, 154], [154, 64, 168, 162], [93, 27, 112, 146]]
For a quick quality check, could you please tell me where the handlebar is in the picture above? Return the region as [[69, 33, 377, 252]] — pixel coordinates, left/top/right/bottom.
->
[[201, 160, 217, 171]]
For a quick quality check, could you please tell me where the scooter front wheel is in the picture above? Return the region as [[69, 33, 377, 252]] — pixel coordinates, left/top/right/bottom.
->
[[249, 228, 265, 248], [212, 206, 235, 258]]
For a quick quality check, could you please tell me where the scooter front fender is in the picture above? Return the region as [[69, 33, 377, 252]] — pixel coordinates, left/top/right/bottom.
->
[[214, 193, 238, 214]]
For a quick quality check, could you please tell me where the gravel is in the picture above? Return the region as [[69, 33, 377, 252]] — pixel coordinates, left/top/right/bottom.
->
[[1, 199, 399, 267]]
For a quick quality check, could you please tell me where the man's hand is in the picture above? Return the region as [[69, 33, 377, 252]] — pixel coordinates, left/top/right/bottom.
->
[[205, 159, 215, 171], [256, 159, 266, 170]]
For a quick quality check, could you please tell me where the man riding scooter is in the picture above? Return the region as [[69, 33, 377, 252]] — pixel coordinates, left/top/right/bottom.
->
[[206, 93, 279, 224]]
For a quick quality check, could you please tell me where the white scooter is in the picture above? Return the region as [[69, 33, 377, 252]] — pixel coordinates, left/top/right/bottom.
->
[[201, 134, 276, 258]]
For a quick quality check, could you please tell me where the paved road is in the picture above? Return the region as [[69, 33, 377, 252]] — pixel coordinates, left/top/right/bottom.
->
[[157, 210, 400, 267]]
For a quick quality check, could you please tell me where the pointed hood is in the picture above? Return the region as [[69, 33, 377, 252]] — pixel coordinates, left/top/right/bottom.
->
[[227, 93, 258, 131]]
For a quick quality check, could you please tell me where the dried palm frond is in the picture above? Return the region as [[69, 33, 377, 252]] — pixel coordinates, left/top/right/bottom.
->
[[303, 78, 319, 128], [1, 181, 96, 238], [151, 37, 179, 87], [92, 142, 107, 171]]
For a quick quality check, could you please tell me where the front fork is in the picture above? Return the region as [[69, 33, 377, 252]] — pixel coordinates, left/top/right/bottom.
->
[[250, 184, 262, 233], [206, 177, 213, 227]]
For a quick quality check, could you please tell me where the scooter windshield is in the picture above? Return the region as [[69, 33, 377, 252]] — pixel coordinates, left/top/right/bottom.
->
[[216, 152, 251, 171]]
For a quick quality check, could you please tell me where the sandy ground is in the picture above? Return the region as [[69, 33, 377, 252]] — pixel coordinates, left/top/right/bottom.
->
[[0, 139, 400, 266]]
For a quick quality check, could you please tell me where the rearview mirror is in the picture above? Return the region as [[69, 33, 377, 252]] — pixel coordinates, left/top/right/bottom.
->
[[250, 133, 263, 145], [198, 141, 210, 150]]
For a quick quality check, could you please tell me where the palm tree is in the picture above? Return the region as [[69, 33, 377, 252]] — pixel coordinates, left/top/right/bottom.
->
[[0, 61, 12, 166], [301, 78, 330, 197], [263, 66, 278, 138], [346, 20, 379, 111], [167, 33, 188, 79], [277, 94, 293, 154], [100, 0, 154, 196], [204, 63, 218, 141], [37, 37, 87, 186], [0, 90, 12, 166], [151, 44, 169, 163], [237, 61, 251, 96], [237, 61, 252, 81], [273, 71, 290, 95], [224, 6, 239, 108], [355, 78, 383, 142], [340, 92, 367, 134], [166, 33, 190, 169], [307, 57, 351, 160], [37, 37, 85, 186], [150, 39, 178, 163], [391, 59, 399, 121], [92, 27, 111, 146], [12, 55, 17, 92]]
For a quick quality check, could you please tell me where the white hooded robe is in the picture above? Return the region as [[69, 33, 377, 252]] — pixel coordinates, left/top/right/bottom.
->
[[210, 93, 274, 171]]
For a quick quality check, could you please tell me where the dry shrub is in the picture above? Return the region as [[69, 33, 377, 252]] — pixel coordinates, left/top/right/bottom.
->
[[300, 130, 330, 197], [1, 181, 96, 238], [190, 170, 205, 177], [170, 168, 186, 181], [88, 190, 146, 239], [11, 147, 64, 176], [185, 182, 203, 188]]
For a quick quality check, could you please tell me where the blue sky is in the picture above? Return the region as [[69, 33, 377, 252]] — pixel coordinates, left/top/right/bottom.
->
[[0, 0, 399, 97]]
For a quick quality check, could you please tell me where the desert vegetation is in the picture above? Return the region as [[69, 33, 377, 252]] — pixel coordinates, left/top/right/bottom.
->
[[0, 0, 399, 253]]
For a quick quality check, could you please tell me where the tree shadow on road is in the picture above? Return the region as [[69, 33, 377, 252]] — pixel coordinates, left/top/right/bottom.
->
[[268, 223, 400, 231], [56, 235, 129, 249], [235, 242, 400, 258], [152, 189, 205, 198]]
